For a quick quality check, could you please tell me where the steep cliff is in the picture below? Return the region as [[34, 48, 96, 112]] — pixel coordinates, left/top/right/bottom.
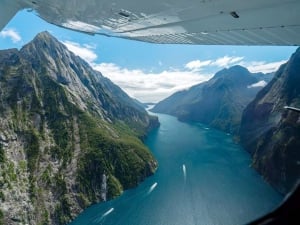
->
[[152, 66, 269, 134], [0, 32, 158, 225], [240, 48, 300, 194]]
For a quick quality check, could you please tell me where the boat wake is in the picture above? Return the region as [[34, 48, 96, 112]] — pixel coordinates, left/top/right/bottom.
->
[[147, 182, 158, 194], [102, 208, 114, 217], [93, 208, 114, 223], [182, 164, 187, 181]]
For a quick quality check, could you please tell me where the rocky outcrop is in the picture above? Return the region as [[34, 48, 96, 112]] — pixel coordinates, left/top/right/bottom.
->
[[240, 48, 300, 194], [152, 65, 270, 134], [0, 32, 158, 225]]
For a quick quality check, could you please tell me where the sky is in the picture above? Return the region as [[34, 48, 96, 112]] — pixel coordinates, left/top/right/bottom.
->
[[0, 10, 298, 103]]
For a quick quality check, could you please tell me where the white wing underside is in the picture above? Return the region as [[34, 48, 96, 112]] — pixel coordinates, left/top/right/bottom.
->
[[1, 0, 300, 45]]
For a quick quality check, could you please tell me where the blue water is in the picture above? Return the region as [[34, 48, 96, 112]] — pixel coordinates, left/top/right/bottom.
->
[[69, 113, 282, 225]]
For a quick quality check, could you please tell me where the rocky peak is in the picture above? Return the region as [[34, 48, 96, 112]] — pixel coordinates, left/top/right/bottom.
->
[[21, 31, 66, 57], [34, 30, 54, 40], [0, 32, 158, 225], [213, 65, 249, 77], [212, 65, 257, 87], [152, 65, 266, 134], [16, 32, 150, 126]]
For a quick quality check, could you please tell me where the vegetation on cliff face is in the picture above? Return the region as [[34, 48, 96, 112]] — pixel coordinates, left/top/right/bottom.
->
[[0, 32, 158, 225], [240, 48, 300, 194]]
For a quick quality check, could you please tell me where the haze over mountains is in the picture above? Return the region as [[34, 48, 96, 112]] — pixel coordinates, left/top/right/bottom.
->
[[152, 49, 300, 195], [0, 32, 158, 225]]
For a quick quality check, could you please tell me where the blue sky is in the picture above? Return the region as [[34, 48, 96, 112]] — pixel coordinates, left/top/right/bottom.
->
[[0, 10, 297, 102]]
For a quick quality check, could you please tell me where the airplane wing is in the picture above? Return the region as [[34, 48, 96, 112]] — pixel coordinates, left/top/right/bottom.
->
[[1, 0, 300, 45]]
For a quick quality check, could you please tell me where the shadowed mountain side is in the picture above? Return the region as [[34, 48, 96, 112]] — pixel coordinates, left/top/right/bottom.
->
[[240, 48, 300, 194]]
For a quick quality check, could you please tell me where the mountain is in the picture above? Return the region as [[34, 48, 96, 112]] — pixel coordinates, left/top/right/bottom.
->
[[253, 72, 274, 83], [0, 32, 159, 225], [152, 65, 268, 134], [240, 48, 300, 194]]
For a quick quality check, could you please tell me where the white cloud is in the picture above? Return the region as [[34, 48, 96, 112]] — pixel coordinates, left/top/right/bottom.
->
[[92, 58, 285, 102], [62, 41, 212, 102], [184, 56, 244, 71], [61, 40, 287, 102], [247, 80, 267, 88], [61, 41, 97, 64], [211, 56, 244, 67], [93, 63, 212, 103], [185, 60, 212, 71], [243, 60, 286, 73], [0, 28, 21, 43]]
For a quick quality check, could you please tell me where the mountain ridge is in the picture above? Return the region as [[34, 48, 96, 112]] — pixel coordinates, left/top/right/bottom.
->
[[0, 31, 159, 225], [152, 65, 270, 134], [153, 47, 300, 194], [240, 48, 300, 194]]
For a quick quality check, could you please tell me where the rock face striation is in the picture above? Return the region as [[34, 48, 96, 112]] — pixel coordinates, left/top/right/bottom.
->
[[240, 48, 300, 194], [0, 32, 158, 225], [152, 65, 269, 134]]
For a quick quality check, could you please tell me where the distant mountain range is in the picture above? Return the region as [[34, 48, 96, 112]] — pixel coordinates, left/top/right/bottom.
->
[[0, 32, 159, 225], [152, 49, 300, 195], [152, 65, 272, 134], [0, 30, 298, 225]]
